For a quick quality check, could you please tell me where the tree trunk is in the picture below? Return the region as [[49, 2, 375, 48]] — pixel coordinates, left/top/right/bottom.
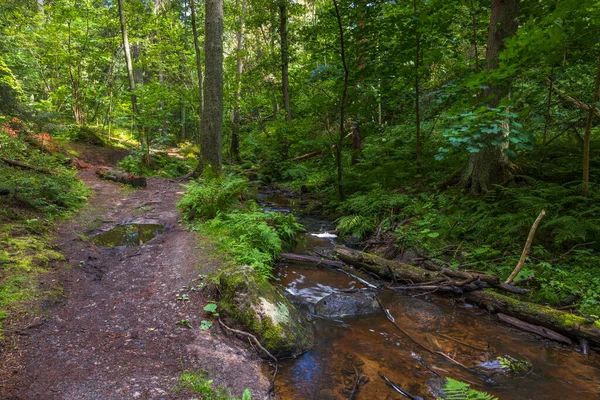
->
[[582, 51, 600, 197], [117, 0, 139, 137], [231, 0, 247, 163], [279, 1, 291, 122], [333, 0, 348, 201], [414, 0, 422, 174], [460, 0, 520, 194], [190, 0, 204, 136], [193, 0, 223, 176]]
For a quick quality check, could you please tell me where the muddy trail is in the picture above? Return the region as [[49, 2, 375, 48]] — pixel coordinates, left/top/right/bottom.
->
[[2, 145, 270, 400]]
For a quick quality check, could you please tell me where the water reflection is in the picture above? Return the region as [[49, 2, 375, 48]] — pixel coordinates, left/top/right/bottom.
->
[[93, 224, 164, 247]]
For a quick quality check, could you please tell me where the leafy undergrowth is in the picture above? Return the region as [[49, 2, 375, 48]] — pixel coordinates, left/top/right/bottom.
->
[[178, 173, 304, 278], [176, 370, 251, 400], [117, 143, 197, 178], [0, 121, 88, 337], [265, 133, 600, 318]]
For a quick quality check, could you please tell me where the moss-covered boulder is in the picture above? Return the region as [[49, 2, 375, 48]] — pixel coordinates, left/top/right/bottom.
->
[[219, 266, 314, 358]]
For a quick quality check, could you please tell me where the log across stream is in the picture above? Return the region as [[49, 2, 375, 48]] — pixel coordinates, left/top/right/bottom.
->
[[259, 190, 600, 400]]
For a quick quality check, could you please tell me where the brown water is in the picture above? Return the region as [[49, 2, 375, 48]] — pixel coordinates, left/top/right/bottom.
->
[[93, 224, 164, 247], [260, 192, 600, 400]]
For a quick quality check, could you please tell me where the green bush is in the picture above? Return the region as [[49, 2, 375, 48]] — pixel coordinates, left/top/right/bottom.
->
[[177, 174, 249, 220], [203, 208, 304, 278]]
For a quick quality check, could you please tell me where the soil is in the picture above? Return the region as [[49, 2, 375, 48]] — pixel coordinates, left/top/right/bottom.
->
[[0, 144, 270, 399]]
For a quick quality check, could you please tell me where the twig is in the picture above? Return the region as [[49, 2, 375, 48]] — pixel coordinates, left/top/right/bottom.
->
[[378, 372, 423, 400], [505, 210, 546, 284]]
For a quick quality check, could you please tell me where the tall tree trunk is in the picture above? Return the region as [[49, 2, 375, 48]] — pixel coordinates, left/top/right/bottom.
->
[[117, 0, 139, 138], [231, 0, 247, 163], [543, 66, 554, 144], [193, 0, 223, 176], [333, 0, 348, 201], [582, 51, 600, 197], [190, 0, 204, 138], [460, 0, 520, 194], [279, 1, 291, 122], [414, 0, 421, 174]]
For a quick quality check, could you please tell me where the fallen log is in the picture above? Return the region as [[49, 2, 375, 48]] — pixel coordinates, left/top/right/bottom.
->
[[334, 247, 528, 295], [497, 313, 572, 345], [466, 290, 600, 345], [95, 166, 146, 188], [389, 281, 486, 295], [279, 253, 346, 268], [0, 156, 56, 175]]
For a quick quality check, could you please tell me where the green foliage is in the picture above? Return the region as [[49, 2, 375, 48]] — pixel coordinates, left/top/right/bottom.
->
[[177, 174, 249, 220], [438, 107, 533, 159], [177, 370, 251, 400], [441, 378, 497, 400], [202, 208, 304, 278], [118, 152, 194, 178], [0, 131, 88, 215], [497, 356, 533, 375]]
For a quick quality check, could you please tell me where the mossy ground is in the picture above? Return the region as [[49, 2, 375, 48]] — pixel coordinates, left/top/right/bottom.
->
[[0, 211, 68, 339]]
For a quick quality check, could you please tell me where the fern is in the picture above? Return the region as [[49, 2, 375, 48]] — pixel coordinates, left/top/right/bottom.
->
[[442, 378, 497, 400]]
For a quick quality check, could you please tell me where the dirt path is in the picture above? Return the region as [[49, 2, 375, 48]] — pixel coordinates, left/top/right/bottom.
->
[[8, 146, 270, 399]]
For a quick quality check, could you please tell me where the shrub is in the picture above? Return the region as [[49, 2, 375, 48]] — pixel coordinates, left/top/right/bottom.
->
[[177, 174, 249, 220]]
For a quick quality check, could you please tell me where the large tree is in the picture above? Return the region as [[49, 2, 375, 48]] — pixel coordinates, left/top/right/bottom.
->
[[194, 0, 224, 175], [460, 0, 520, 194]]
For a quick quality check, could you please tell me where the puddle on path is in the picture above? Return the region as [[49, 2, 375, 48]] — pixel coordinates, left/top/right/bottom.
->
[[93, 224, 164, 247]]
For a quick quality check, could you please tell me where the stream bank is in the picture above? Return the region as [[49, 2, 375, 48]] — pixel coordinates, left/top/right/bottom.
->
[[258, 188, 600, 400]]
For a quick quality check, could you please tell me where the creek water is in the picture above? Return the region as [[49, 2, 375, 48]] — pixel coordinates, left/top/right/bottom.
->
[[259, 191, 600, 400]]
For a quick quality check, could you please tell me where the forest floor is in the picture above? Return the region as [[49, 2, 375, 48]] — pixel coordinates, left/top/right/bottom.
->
[[0, 144, 270, 399]]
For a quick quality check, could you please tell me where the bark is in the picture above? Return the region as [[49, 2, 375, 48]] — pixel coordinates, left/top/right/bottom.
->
[[190, 0, 204, 131], [582, 51, 600, 197], [95, 167, 147, 188], [497, 313, 572, 345], [543, 68, 554, 144], [333, 0, 348, 201], [466, 290, 600, 345], [117, 0, 138, 133], [279, 1, 291, 122], [0, 157, 56, 175], [334, 247, 528, 295], [279, 253, 347, 268], [351, 120, 362, 166], [505, 209, 545, 284], [414, 0, 422, 173], [460, 0, 520, 194], [231, 0, 247, 163], [193, 0, 223, 176], [551, 81, 600, 119]]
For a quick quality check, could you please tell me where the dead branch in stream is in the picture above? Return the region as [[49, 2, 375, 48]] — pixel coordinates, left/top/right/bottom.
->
[[334, 247, 529, 295], [279, 253, 347, 268], [497, 313, 572, 344], [505, 210, 546, 284], [378, 372, 423, 400], [376, 298, 471, 372]]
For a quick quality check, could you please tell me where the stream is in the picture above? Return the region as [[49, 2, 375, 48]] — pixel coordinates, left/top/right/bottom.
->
[[259, 189, 600, 400]]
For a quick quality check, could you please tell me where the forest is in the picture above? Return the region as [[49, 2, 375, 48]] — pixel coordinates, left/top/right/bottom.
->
[[1, 0, 600, 399]]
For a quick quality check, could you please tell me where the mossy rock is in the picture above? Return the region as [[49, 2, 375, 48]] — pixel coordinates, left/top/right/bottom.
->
[[219, 265, 314, 358]]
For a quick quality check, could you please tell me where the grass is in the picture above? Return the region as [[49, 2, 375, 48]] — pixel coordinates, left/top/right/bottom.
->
[[177, 370, 251, 400]]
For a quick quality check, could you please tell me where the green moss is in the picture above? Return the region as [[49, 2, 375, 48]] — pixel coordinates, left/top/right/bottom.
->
[[219, 266, 314, 357]]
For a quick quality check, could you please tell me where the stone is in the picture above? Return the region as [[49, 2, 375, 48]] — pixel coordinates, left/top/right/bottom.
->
[[219, 265, 314, 358], [314, 292, 380, 318]]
